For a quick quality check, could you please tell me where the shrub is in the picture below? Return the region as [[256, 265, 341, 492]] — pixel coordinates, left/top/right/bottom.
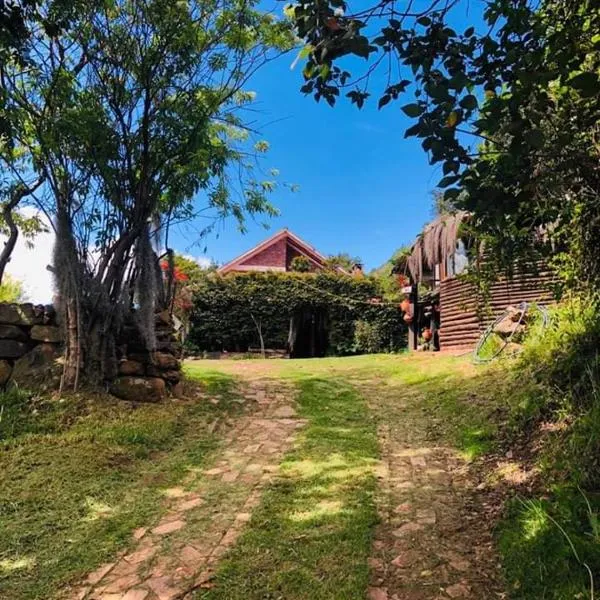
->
[[187, 271, 406, 355], [353, 320, 386, 354], [498, 294, 600, 598]]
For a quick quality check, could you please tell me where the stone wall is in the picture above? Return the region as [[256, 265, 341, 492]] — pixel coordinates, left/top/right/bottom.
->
[[0, 302, 182, 401], [0, 303, 62, 387], [110, 309, 183, 402]]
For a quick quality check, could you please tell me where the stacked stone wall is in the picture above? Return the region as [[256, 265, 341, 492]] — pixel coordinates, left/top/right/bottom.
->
[[110, 309, 183, 401], [0, 303, 182, 401], [0, 303, 61, 386]]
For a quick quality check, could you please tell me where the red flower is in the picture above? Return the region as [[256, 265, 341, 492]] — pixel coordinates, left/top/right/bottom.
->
[[174, 268, 189, 282], [160, 261, 189, 281]]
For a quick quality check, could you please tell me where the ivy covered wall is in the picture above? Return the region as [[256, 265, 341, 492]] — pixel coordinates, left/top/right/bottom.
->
[[187, 272, 406, 355]]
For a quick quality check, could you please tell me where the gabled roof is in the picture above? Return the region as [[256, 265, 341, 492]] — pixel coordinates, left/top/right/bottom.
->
[[217, 228, 337, 274]]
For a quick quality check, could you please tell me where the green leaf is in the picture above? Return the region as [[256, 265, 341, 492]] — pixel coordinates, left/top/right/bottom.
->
[[464, 26, 474, 37], [444, 188, 461, 201], [568, 72, 600, 98], [459, 94, 478, 110], [350, 36, 372, 59], [378, 94, 391, 109], [449, 73, 469, 91], [417, 16, 431, 27], [401, 103, 423, 117], [299, 44, 313, 59], [524, 129, 545, 149], [438, 174, 460, 187], [404, 124, 421, 138], [443, 160, 459, 175]]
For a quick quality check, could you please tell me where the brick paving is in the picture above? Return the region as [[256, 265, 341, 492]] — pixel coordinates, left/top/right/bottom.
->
[[66, 382, 304, 600], [368, 425, 506, 600]]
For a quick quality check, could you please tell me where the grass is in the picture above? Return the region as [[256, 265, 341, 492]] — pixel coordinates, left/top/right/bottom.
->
[[189, 349, 600, 600], [195, 373, 380, 600], [187, 353, 513, 599], [0, 373, 241, 600], [5, 341, 596, 600], [499, 489, 600, 599], [490, 296, 600, 600]]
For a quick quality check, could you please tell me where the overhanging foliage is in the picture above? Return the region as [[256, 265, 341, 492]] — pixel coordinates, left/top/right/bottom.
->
[[289, 0, 600, 290]]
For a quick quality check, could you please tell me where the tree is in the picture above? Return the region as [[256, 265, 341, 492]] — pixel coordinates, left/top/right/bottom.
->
[[173, 255, 216, 282], [0, 274, 25, 302], [0, 0, 37, 59], [0, 185, 47, 284], [1, 0, 294, 389], [324, 252, 360, 272], [371, 246, 411, 299], [288, 0, 600, 288]]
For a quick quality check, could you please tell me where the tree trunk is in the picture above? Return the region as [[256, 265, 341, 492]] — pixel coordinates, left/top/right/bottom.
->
[[61, 295, 80, 391], [251, 313, 265, 358], [0, 200, 19, 286], [0, 178, 45, 285]]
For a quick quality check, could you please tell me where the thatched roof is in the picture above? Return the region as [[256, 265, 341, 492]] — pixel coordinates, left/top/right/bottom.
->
[[407, 211, 469, 282]]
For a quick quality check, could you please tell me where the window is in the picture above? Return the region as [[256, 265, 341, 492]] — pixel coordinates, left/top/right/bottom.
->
[[446, 240, 469, 277]]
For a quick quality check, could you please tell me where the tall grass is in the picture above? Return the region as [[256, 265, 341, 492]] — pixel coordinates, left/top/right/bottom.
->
[[498, 294, 600, 599]]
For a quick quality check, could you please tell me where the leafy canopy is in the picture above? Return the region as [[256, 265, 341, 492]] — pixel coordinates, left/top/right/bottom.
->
[[288, 0, 600, 286], [0, 0, 295, 385]]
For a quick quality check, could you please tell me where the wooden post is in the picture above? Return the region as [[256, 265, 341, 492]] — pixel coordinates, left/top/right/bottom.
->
[[408, 284, 418, 351], [430, 310, 438, 351]]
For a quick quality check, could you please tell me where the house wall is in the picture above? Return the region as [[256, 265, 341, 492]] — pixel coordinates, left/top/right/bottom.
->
[[239, 238, 287, 269], [438, 270, 555, 350]]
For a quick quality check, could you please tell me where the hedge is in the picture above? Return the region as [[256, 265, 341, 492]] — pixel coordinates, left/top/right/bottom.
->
[[187, 271, 406, 355]]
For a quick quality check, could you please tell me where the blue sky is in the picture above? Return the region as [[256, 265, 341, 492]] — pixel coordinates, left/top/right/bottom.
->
[[6, 2, 489, 303], [170, 1, 488, 271], [173, 53, 441, 271], [171, 41, 437, 269]]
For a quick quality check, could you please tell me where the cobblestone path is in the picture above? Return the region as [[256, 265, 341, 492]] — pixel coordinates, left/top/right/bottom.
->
[[368, 424, 505, 600], [66, 382, 305, 600]]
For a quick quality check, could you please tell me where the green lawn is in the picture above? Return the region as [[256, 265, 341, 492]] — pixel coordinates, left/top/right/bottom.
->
[[195, 374, 379, 600], [187, 354, 510, 600], [0, 373, 241, 600]]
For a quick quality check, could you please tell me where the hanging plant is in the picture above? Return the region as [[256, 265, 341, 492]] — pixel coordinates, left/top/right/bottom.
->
[[400, 297, 411, 313]]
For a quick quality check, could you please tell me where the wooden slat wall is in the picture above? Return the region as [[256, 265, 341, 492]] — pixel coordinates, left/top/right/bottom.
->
[[438, 272, 555, 351]]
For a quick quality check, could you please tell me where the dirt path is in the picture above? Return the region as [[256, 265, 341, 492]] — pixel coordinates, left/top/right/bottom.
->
[[367, 415, 506, 599], [66, 380, 305, 600]]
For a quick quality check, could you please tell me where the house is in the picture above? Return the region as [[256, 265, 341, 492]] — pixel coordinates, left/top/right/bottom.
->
[[402, 212, 554, 352], [218, 228, 347, 275]]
